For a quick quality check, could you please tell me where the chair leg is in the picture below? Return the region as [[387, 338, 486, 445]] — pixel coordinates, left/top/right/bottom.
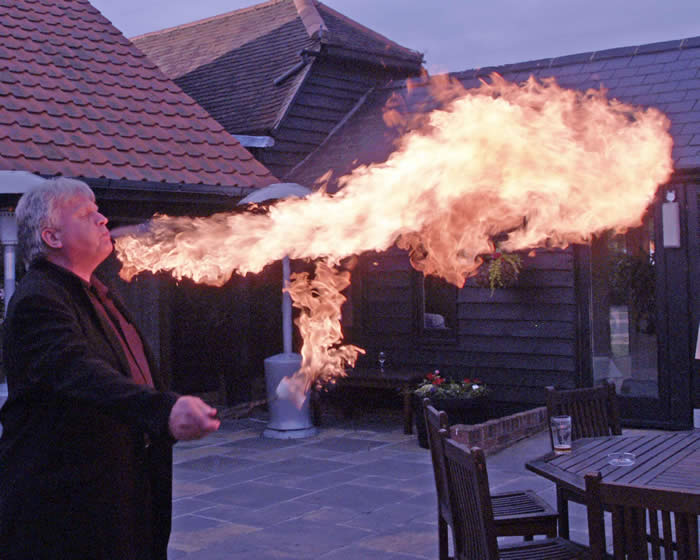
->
[[438, 515, 449, 560], [557, 486, 570, 539]]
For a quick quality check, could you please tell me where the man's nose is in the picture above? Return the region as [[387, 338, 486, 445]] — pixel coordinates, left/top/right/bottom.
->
[[96, 212, 108, 226]]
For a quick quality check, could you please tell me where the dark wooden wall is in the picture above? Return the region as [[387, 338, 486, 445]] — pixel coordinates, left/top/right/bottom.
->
[[350, 247, 581, 405], [259, 59, 394, 179]]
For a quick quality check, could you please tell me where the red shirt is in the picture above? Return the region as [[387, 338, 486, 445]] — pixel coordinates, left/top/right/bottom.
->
[[87, 277, 154, 387]]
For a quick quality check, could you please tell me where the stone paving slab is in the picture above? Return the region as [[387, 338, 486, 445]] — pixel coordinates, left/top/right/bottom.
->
[[167, 408, 669, 558]]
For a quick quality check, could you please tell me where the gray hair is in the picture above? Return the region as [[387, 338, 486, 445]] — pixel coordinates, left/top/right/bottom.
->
[[16, 177, 95, 267]]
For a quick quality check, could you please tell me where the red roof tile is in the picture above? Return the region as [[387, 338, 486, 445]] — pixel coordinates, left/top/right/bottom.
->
[[0, 0, 277, 188]]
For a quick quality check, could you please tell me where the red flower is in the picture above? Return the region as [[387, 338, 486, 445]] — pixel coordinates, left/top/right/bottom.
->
[[426, 373, 434, 381], [493, 252, 502, 259], [462, 378, 471, 384], [434, 377, 445, 386]]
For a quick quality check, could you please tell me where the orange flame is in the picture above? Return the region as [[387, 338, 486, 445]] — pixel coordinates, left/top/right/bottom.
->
[[114, 74, 673, 392], [287, 261, 364, 392]]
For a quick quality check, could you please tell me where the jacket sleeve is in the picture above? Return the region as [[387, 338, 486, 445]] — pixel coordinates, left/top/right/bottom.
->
[[6, 290, 179, 439]]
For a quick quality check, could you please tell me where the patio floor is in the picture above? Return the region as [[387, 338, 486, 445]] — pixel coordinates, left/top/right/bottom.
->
[[167, 405, 667, 559]]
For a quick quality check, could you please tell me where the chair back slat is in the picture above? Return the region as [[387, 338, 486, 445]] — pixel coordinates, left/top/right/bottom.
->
[[546, 382, 621, 445], [423, 399, 450, 513], [586, 472, 700, 560], [442, 437, 499, 560], [648, 509, 661, 559]]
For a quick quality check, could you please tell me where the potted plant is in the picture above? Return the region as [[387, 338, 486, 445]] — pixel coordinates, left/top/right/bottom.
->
[[413, 370, 490, 448], [473, 251, 522, 294]]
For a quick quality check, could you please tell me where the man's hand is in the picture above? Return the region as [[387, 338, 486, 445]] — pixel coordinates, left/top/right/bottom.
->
[[168, 396, 220, 441]]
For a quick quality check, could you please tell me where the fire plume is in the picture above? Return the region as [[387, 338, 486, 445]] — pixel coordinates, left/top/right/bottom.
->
[[114, 74, 673, 390]]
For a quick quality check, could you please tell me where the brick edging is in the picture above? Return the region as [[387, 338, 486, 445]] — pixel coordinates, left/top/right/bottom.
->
[[450, 406, 548, 456]]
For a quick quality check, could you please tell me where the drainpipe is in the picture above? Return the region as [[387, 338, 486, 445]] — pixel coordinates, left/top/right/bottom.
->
[[0, 211, 17, 317]]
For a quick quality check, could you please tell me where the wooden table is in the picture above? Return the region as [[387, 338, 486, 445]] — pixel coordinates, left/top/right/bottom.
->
[[318, 367, 423, 434], [526, 429, 700, 538], [526, 430, 700, 495]]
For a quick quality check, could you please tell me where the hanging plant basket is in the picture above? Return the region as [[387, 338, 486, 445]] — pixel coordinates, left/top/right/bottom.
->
[[473, 252, 522, 293]]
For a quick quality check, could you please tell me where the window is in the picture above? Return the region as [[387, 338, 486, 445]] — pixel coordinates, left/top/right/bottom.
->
[[421, 273, 457, 337], [591, 213, 658, 398]]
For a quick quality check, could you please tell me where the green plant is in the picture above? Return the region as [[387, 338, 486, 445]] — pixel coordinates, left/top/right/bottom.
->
[[414, 370, 489, 399], [474, 252, 522, 294]]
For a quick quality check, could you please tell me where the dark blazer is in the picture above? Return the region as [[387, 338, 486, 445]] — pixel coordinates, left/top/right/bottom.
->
[[0, 259, 179, 559]]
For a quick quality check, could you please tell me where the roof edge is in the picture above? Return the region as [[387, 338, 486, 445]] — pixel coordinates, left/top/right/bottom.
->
[[129, 0, 286, 42], [293, 0, 328, 40], [315, 1, 423, 64], [451, 35, 700, 80]]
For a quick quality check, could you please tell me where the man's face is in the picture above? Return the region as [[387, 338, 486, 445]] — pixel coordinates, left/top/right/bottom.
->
[[48, 194, 113, 273]]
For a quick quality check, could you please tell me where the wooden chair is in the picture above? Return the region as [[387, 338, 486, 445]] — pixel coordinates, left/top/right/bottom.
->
[[442, 436, 590, 559], [423, 399, 558, 560], [545, 382, 622, 538], [585, 472, 700, 560]]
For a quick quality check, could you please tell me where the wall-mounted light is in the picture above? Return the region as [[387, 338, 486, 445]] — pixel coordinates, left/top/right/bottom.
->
[[661, 190, 680, 248]]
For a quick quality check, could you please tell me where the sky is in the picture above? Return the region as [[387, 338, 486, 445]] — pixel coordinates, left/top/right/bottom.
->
[[91, 0, 700, 73]]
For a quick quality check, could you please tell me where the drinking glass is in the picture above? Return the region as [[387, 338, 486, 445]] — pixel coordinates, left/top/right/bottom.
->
[[551, 415, 572, 452], [378, 351, 386, 371]]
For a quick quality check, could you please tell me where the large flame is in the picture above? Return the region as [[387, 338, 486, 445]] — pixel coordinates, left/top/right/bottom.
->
[[114, 74, 673, 392]]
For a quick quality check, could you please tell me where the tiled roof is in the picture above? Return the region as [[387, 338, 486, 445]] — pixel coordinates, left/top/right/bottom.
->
[[132, 0, 304, 81], [289, 36, 700, 189], [0, 0, 276, 188], [132, 0, 423, 134], [315, 2, 422, 65]]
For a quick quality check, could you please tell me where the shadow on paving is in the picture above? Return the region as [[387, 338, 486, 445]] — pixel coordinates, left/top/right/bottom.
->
[[167, 404, 599, 559]]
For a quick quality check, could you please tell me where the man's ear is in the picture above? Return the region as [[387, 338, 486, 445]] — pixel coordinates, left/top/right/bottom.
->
[[41, 228, 62, 249]]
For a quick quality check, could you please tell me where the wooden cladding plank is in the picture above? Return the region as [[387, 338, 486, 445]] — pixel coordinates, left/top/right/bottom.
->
[[483, 383, 561, 405], [281, 116, 337, 134], [363, 316, 413, 335], [364, 285, 411, 302], [294, 91, 357, 112], [458, 302, 577, 321], [366, 270, 412, 289], [267, 138, 319, 153], [463, 269, 573, 289], [458, 287, 576, 304], [302, 81, 367, 101], [398, 348, 576, 372], [481, 368, 578, 388], [514, 269, 575, 287], [259, 150, 308, 167], [364, 253, 412, 272], [519, 249, 574, 270], [458, 319, 575, 339], [457, 335, 575, 356], [274, 126, 328, 146], [309, 65, 377, 87], [363, 301, 413, 318], [286, 104, 346, 121], [305, 74, 373, 94]]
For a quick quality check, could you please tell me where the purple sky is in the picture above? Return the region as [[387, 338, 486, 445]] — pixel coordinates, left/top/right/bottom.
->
[[92, 0, 700, 73]]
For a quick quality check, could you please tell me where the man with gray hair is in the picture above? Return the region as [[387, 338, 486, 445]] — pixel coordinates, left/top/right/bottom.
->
[[0, 177, 220, 558]]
